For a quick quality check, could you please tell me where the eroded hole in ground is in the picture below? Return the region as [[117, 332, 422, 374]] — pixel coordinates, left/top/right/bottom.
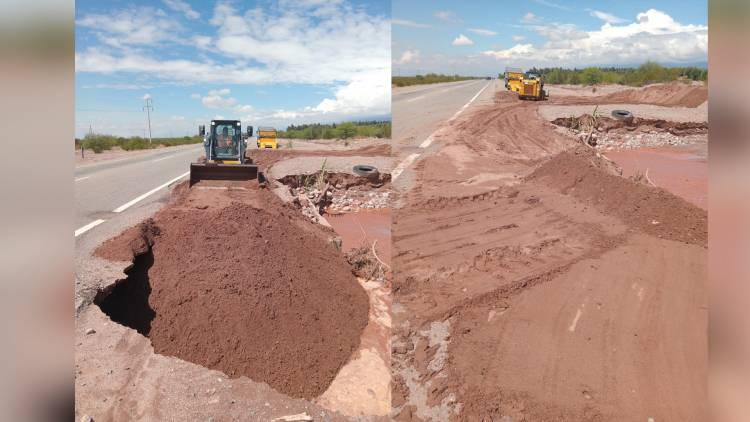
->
[[279, 172, 391, 216], [92, 201, 370, 400], [94, 248, 155, 336], [551, 114, 707, 150]]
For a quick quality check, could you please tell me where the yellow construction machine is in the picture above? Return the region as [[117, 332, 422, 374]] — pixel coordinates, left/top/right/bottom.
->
[[518, 73, 547, 101], [504, 67, 524, 93], [189, 119, 259, 186], [256, 127, 278, 149], [504, 68, 547, 101]]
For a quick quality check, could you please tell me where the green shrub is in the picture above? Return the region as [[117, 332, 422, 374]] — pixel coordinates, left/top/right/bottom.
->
[[392, 74, 481, 87], [528, 62, 706, 87]]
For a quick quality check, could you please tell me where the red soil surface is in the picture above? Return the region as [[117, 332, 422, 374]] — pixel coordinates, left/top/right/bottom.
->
[[392, 90, 707, 420], [597, 82, 707, 108], [95, 181, 369, 399], [554, 81, 708, 108], [604, 146, 708, 210]]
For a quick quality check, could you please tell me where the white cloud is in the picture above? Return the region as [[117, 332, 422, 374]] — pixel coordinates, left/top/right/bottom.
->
[[76, 0, 390, 132], [77, 7, 183, 47], [235, 105, 254, 113], [311, 71, 389, 116], [588, 9, 628, 24], [142, 93, 152, 100], [434, 10, 461, 23], [483, 9, 707, 66], [393, 18, 431, 28], [395, 49, 420, 65], [452, 34, 474, 46], [468, 28, 498, 36], [200, 88, 237, 109], [512, 35, 526, 42], [531, 0, 570, 11], [171, 115, 186, 121], [192, 35, 212, 49], [76, 1, 389, 87], [483, 44, 536, 59], [521, 12, 540, 24], [162, 0, 200, 20]]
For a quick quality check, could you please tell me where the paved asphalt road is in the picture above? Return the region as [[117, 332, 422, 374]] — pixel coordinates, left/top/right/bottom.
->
[[392, 78, 500, 186], [74, 144, 203, 244]]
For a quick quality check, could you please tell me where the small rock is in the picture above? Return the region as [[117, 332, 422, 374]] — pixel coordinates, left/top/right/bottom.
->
[[392, 344, 408, 354], [85, 328, 96, 335], [80, 416, 94, 422]]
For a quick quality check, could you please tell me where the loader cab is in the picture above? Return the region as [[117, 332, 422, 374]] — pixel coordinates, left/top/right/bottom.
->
[[202, 120, 250, 164]]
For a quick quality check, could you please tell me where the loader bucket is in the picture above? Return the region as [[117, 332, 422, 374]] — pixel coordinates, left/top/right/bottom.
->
[[189, 163, 258, 186]]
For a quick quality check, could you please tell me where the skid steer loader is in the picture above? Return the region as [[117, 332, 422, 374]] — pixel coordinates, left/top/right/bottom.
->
[[189, 119, 259, 186]]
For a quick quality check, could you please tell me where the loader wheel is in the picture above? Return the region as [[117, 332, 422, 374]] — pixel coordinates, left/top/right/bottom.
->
[[353, 164, 379, 180]]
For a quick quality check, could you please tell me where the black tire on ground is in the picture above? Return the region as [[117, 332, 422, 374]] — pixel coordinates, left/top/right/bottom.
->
[[353, 164, 379, 179], [611, 109, 633, 120]]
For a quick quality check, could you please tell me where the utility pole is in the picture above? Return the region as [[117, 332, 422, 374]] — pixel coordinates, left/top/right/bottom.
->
[[143, 97, 153, 144]]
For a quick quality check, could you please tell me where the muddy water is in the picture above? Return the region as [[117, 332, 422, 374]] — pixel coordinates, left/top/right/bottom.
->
[[605, 145, 707, 210], [326, 209, 391, 265]]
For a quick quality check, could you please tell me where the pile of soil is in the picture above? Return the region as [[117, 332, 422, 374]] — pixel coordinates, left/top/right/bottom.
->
[[95, 186, 369, 399], [528, 147, 707, 246], [596, 82, 707, 108], [552, 115, 708, 136]]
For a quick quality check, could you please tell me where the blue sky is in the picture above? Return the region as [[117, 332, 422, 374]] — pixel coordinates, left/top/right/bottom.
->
[[393, 0, 707, 76], [76, 0, 390, 137]]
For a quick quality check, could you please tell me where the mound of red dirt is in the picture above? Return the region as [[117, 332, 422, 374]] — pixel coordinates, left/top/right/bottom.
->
[[95, 185, 369, 400], [598, 82, 707, 108], [528, 147, 707, 246]]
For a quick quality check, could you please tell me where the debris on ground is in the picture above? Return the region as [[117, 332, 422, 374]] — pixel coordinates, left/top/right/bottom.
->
[[271, 412, 314, 422], [345, 244, 389, 283], [552, 113, 707, 150], [280, 172, 391, 221]]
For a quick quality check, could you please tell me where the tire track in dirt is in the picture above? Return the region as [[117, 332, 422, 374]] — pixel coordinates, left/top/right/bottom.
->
[[392, 90, 707, 420]]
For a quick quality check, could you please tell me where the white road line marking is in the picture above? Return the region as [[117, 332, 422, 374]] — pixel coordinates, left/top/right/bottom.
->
[[75, 219, 106, 237], [113, 171, 190, 213], [74, 176, 90, 182], [419, 135, 435, 148], [568, 308, 583, 332], [151, 155, 172, 162], [448, 81, 491, 122], [391, 153, 420, 181], [394, 81, 493, 182], [407, 94, 427, 102]]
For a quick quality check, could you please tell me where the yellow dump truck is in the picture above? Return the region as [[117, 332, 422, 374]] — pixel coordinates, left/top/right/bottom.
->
[[256, 127, 278, 149], [504, 67, 524, 93]]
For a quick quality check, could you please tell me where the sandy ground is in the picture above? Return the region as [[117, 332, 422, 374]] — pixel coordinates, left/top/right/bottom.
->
[[391, 86, 707, 420]]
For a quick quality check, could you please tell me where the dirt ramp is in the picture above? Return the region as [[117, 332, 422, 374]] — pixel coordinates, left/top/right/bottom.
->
[[597, 82, 707, 108], [96, 200, 368, 400], [528, 147, 707, 246]]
